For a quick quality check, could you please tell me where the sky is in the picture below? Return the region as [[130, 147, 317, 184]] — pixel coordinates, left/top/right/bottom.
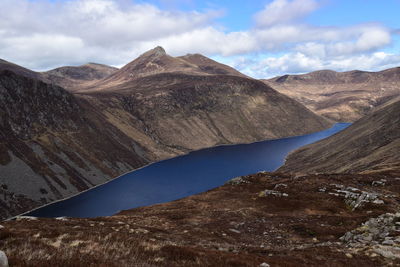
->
[[0, 0, 399, 78]]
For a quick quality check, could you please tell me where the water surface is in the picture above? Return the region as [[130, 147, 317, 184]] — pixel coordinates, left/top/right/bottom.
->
[[28, 123, 350, 218]]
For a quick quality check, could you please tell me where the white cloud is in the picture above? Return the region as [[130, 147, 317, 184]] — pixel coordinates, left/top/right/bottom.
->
[[0, 0, 218, 69], [244, 52, 400, 78], [254, 0, 319, 27]]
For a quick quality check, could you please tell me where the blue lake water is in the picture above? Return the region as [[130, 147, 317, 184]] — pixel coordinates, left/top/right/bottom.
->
[[27, 123, 350, 218]]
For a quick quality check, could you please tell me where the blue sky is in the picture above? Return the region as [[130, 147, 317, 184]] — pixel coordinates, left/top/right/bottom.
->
[[1, 0, 400, 77]]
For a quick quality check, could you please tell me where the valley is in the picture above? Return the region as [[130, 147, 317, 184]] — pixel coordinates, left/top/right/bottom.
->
[[0, 47, 330, 220]]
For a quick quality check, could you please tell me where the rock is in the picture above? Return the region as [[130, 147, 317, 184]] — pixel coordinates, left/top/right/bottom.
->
[[0, 225, 4, 230], [0, 251, 8, 267], [226, 176, 249, 185], [345, 253, 353, 258], [259, 189, 288, 197], [274, 183, 287, 189], [372, 179, 386, 186], [373, 245, 400, 259], [55, 216, 68, 221], [382, 239, 395, 245], [15, 216, 38, 221], [372, 199, 384, 204], [229, 229, 241, 234], [260, 263, 270, 267]]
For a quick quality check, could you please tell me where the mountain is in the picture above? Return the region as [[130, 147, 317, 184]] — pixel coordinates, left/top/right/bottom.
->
[[42, 63, 118, 91], [0, 70, 147, 219], [263, 68, 400, 122], [75, 47, 330, 154], [0, 59, 39, 80], [279, 99, 400, 174], [0, 58, 118, 91], [80, 46, 247, 92], [0, 47, 330, 219]]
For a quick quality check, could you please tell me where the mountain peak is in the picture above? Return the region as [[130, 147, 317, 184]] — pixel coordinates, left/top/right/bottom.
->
[[142, 46, 166, 58], [153, 46, 166, 55]]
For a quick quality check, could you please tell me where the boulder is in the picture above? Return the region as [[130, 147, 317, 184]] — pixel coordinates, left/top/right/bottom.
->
[[0, 251, 8, 267]]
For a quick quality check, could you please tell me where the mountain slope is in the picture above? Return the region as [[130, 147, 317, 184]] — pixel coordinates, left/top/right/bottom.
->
[[0, 70, 147, 219], [75, 47, 331, 152], [0, 59, 40, 80], [42, 63, 118, 91], [279, 99, 400, 174], [264, 68, 400, 122]]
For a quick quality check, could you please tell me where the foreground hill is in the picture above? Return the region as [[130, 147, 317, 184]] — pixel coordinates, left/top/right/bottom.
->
[[264, 68, 400, 122], [2, 170, 399, 266], [279, 99, 400, 174], [0, 48, 330, 219]]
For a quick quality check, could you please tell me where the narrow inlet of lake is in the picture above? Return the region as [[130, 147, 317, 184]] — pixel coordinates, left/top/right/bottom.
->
[[27, 123, 350, 218]]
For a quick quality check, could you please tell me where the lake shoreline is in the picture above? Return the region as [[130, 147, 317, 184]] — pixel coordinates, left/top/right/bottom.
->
[[10, 123, 350, 220]]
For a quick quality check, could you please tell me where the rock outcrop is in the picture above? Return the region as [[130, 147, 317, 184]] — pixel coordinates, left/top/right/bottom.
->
[[0, 250, 8, 267]]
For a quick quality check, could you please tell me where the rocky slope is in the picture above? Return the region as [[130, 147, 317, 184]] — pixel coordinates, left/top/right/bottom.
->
[[263, 68, 400, 122], [1, 170, 399, 266], [279, 99, 400, 174], [0, 48, 331, 219]]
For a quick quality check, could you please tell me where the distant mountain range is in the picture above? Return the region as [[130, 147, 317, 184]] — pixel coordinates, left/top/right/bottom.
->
[[263, 68, 400, 122], [0, 47, 329, 219]]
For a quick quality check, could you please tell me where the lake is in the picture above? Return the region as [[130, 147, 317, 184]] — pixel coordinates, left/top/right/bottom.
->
[[27, 123, 350, 218]]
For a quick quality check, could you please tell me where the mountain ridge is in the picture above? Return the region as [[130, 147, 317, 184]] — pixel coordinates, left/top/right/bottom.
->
[[264, 67, 400, 122]]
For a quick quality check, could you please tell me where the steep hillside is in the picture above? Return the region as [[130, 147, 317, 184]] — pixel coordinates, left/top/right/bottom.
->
[[0, 70, 147, 219], [264, 68, 400, 122], [279, 99, 400, 174]]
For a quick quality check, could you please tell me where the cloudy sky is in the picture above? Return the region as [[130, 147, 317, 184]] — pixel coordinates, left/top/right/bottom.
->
[[1, 0, 399, 78]]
